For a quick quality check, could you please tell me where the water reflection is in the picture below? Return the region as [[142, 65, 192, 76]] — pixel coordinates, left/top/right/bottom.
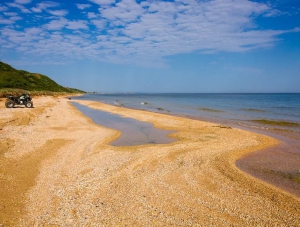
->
[[72, 103, 176, 146]]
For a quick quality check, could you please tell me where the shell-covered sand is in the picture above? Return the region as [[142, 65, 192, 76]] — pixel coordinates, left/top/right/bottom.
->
[[0, 96, 299, 226]]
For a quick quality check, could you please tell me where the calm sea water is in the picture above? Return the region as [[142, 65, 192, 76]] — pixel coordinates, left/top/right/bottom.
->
[[73, 93, 300, 132], [72, 102, 176, 146]]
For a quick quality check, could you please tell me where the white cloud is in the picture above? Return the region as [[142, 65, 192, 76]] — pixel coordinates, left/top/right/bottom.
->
[[31, 7, 42, 13], [4, 12, 18, 16], [6, 3, 31, 13], [89, 0, 116, 6], [0, 0, 298, 67], [66, 20, 89, 30], [1, 27, 44, 45], [264, 9, 283, 17], [294, 27, 300, 32], [0, 5, 9, 11], [9, 16, 23, 21], [96, 35, 107, 41], [0, 17, 14, 24], [44, 18, 67, 30], [100, 0, 144, 22], [0, 14, 22, 24], [87, 12, 97, 19], [25, 27, 44, 35], [15, 0, 32, 4], [76, 4, 92, 10], [31, 2, 59, 13], [91, 19, 106, 29], [48, 9, 68, 16]]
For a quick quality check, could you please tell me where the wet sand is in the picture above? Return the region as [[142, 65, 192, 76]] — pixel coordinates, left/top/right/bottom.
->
[[236, 127, 300, 198], [0, 97, 300, 226], [184, 113, 300, 198]]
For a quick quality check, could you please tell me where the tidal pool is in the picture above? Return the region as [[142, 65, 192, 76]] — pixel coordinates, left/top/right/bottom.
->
[[72, 103, 176, 146]]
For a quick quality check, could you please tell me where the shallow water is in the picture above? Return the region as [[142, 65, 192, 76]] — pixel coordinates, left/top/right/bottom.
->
[[236, 130, 300, 197], [73, 93, 300, 132], [72, 103, 176, 146]]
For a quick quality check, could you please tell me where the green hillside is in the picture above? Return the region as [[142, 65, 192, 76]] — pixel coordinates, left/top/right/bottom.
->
[[0, 61, 85, 95]]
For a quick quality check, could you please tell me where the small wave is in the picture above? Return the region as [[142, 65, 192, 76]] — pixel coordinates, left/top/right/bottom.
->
[[249, 119, 300, 127], [240, 108, 267, 113], [237, 122, 272, 130], [197, 108, 224, 113], [238, 122, 298, 133], [272, 106, 300, 111]]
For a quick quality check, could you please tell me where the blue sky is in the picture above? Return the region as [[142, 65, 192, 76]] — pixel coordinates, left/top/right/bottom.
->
[[0, 0, 299, 93]]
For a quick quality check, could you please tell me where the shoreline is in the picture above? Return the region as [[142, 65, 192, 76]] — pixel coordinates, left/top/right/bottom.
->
[[1, 97, 300, 226], [171, 113, 300, 198], [132, 105, 300, 198], [73, 99, 300, 197]]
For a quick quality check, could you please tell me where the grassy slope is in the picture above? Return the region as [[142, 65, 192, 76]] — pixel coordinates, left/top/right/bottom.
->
[[0, 61, 85, 96]]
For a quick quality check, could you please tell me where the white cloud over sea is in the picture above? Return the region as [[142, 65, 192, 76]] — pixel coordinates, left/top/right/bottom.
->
[[0, 0, 299, 67]]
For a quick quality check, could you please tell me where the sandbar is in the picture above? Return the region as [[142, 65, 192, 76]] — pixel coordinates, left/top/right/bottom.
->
[[0, 96, 299, 226]]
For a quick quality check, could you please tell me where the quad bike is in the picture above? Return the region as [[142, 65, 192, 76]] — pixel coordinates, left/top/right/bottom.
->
[[5, 94, 33, 108]]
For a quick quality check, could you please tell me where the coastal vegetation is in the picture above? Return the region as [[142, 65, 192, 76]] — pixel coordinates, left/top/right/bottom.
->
[[0, 61, 85, 97]]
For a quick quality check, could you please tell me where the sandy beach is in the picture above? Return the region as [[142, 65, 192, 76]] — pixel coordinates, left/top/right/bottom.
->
[[0, 96, 300, 226]]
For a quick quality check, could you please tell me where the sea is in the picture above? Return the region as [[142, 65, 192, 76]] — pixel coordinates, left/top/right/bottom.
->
[[73, 93, 300, 133]]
